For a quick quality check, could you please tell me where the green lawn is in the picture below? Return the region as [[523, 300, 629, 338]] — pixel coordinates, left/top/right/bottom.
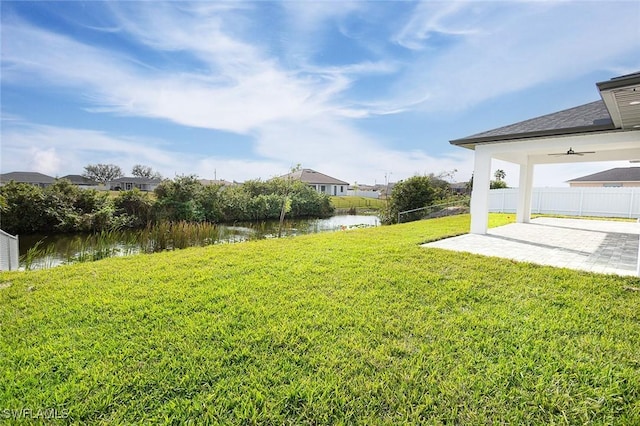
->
[[1, 214, 639, 424], [330, 195, 386, 210]]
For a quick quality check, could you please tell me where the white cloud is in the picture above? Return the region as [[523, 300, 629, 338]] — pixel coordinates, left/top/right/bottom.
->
[[391, 1, 640, 112], [2, 1, 639, 189], [2, 123, 176, 177], [393, 1, 480, 50], [1, 6, 392, 134], [254, 117, 475, 184], [28, 148, 62, 176], [1, 121, 475, 185]]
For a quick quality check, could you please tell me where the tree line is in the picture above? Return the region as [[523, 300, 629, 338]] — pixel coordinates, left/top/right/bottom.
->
[[380, 169, 507, 224], [0, 175, 333, 235], [381, 173, 456, 224], [82, 163, 163, 183]]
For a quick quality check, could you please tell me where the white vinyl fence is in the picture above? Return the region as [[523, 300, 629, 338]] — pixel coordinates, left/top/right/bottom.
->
[[0, 229, 19, 271], [346, 190, 380, 199], [489, 187, 640, 218]]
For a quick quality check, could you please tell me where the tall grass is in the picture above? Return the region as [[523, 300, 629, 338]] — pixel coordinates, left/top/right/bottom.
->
[[19, 239, 58, 271], [138, 221, 221, 252], [20, 221, 225, 270]]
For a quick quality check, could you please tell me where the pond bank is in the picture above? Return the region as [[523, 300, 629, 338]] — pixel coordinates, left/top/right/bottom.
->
[[19, 215, 380, 270]]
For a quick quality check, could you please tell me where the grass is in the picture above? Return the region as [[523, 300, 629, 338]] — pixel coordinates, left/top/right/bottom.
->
[[1, 214, 639, 424], [532, 213, 638, 222], [330, 196, 386, 210]]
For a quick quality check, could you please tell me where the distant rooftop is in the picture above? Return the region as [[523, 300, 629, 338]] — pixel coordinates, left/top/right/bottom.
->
[[0, 171, 55, 184], [110, 176, 162, 184], [567, 167, 640, 183], [60, 174, 98, 185], [281, 169, 349, 185]]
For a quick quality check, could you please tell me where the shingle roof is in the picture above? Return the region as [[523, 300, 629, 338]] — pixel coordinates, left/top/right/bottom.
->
[[199, 179, 234, 186], [451, 100, 614, 146], [281, 169, 349, 185], [60, 174, 98, 185], [567, 167, 640, 183], [110, 177, 162, 184], [0, 171, 55, 184]]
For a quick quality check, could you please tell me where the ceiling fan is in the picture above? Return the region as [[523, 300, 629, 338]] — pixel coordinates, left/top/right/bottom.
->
[[548, 147, 596, 156]]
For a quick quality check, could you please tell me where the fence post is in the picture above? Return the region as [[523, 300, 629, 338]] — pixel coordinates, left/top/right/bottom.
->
[[637, 219, 640, 277], [0, 229, 19, 271]]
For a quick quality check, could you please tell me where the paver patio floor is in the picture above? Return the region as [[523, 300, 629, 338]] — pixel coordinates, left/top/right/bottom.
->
[[423, 217, 640, 276]]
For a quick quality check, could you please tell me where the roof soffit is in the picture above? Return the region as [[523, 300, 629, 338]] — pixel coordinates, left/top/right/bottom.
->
[[597, 73, 640, 130]]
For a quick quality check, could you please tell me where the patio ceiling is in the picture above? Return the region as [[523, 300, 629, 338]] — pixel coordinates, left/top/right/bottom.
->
[[485, 131, 640, 165]]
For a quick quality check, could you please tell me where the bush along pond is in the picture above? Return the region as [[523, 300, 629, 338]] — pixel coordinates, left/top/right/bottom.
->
[[19, 215, 380, 270]]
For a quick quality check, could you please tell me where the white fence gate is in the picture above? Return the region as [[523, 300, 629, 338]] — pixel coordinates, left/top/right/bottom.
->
[[0, 229, 19, 271], [489, 187, 640, 218]]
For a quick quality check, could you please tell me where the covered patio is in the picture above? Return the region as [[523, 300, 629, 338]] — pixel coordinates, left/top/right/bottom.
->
[[442, 72, 640, 276], [424, 217, 639, 276]]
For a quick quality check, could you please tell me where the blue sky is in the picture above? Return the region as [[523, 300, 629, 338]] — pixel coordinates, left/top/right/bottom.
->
[[2, 1, 639, 187]]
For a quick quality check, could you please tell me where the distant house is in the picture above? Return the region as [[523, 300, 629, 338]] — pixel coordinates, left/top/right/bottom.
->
[[567, 167, 640, 188], [0, 171, 55, 188], [199, 179, 235, 187], [109, 177, 162, 192], [60, 174, 101, 190], [450, 182, 470, 195], [281, 169, 349, 196]]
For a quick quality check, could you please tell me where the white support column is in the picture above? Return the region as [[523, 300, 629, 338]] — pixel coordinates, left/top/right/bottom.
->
[[516, 159, 534, 224], [470, 148, 492, 234]]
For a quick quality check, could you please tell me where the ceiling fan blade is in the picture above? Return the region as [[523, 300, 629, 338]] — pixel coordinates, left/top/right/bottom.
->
[[547, 150, 596, 156]]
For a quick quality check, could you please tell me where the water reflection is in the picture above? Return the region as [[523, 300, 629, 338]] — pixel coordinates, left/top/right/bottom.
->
[[19, 215, 380, 269]]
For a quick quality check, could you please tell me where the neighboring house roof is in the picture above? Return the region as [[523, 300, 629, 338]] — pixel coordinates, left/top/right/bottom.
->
[[60, 174, 98, 185], [110, 177, 162, 184], [349, 184, 376, 191], [450, 72, 640, 148], [372, 183, 396, 192], [0, 171, 55, 184], [199, 179, 234, 186], [450, 182, 469, 189], [281, 169, 349, 185], [567, 167, 640, 183]]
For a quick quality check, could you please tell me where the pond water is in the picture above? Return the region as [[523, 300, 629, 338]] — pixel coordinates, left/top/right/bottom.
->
[[19, 215, 380, 270]]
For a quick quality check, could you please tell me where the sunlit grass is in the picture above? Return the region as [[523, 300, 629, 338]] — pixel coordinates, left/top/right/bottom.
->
[[1, 214, 639, 424], [330, 196, 386, 210]]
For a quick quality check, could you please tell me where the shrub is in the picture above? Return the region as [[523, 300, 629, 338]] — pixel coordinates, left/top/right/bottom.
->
[[197, 184, 225, 223], [383, 175, 449, 224], [154, 175, 204, 222], [113, 189, 154, 228], [0, 181, 47, 234]]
